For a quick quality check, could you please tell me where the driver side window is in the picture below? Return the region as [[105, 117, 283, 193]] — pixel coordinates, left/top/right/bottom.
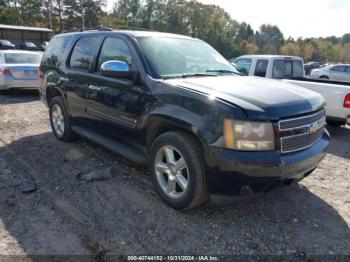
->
[[234, 59, 252, 76], [97, 37, 133, 72]]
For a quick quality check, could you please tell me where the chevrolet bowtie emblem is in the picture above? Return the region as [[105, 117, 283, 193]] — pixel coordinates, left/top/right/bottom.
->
[[309, 120, 324, 134]]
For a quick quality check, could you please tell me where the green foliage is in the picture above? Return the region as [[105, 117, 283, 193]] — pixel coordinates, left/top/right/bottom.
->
[[0, 0, 349, 63]]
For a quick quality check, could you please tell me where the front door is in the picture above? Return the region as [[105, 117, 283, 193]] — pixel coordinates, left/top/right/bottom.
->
[[83, 36, 149, 151]]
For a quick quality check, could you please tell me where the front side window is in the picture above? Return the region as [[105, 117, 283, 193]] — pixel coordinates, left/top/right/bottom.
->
[[4, 52, 42, 64], [234, 59, 252, 76], [70, 36, 101, 71], [97, 37, 133, 71], [346, 66, 350, 73], [137, 37, 234, 78], [254, 59, 268, 77]]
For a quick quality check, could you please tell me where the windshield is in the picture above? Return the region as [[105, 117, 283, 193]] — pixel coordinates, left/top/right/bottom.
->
[[25, 42, 37, 47], [137, 37, 235, 79], [0, 40, 12, 45], [4, 52, 42, 64]]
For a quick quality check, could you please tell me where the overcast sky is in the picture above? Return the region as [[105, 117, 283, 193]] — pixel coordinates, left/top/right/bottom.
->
[[105, 0, 349, 39]]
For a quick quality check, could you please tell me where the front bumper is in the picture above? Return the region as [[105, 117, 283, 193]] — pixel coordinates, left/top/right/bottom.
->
[[204, 130, 330, 196]]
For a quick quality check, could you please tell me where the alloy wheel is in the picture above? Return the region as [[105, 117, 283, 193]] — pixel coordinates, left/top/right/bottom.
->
[[154, 145, 189, 199]]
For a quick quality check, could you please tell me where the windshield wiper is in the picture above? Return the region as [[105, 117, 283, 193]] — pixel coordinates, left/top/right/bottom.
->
[[206, 69, 243, 76], [181, 73, 218, 78], [163, 73, 218, 79]]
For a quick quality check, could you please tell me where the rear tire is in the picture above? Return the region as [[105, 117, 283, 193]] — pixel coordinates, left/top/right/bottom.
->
[[320, 76, 329, 80], [49, 96, 76, 141], [149, 131, 208, 210]]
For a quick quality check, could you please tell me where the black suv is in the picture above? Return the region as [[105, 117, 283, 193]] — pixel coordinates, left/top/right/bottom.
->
[[39, 30, 329, 209]]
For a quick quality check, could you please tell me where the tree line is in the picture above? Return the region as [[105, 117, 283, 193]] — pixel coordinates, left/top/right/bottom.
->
[[1, 0, 350, 63]]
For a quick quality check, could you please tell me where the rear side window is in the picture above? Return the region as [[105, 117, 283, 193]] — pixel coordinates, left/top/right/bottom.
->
[[42, 36, 72, 67], [346, 66, 350, 73], [70, 36, 101, 71], [272, 60, 304, 79], [97, 37, 133, 71], [331, 66, 346, 72], [254, 59, 268, 77], [234, 59, 252, 75]]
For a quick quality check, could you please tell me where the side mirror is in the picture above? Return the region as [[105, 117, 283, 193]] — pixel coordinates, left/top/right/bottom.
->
[[100, 60, 138, 81]]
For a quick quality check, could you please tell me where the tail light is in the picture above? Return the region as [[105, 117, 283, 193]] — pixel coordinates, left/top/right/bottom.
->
[[38, 65, 43, 79], [3, 69, 13, 76], [344, 94, 350, 108]]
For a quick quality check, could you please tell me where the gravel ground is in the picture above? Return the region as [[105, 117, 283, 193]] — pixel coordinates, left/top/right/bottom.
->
[[0, 90, 349, 259]]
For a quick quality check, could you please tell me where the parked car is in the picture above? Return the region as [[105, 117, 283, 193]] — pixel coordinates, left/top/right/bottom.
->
[[40, 41, 49, 51], [0, 39, 16, 50], [310, 64, 350, 82], [233, 55, 350, 126], [0, 50, 42, 90], [304, 61, 322, 75], [39, 31, 329, 209], [20, 41, 40, 51]]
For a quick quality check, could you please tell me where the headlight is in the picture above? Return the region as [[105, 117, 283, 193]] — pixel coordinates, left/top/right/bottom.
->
[[224, 119, 275, 151]]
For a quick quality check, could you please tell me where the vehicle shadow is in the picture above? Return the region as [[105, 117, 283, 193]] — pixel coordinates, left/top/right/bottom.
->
[[326, 124, 350, 159], [0, 89, 39, 105], [1, 132, 349, 256]]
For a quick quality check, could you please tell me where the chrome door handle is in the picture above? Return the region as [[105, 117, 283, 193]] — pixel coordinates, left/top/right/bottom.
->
[[88, 85, 101, 91]]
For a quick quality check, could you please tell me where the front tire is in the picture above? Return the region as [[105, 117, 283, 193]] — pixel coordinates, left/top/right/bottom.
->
[[49, 96, 76, 141], [149, 131, 208, 210], [320, 76, 329, 80]]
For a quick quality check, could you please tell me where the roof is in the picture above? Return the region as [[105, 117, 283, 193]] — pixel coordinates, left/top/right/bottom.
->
[[0, 24, 53, 33], [237, 55, 303, 60], [58, 30, 194, 40]]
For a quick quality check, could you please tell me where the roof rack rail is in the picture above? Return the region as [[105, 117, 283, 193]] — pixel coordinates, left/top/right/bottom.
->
[[113, 26, 156, 32], [63, 26, 113, 33], [63, 25, 159, 34]]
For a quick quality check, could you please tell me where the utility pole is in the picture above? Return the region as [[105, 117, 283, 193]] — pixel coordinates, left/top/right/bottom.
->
[[48, 0, 53, 30], [80, 0, 85, 30]]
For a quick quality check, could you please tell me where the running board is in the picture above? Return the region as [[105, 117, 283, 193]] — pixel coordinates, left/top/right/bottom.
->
[[71, 126, 147, 164]]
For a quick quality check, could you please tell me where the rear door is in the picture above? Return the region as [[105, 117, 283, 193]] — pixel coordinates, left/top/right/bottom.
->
[[65, 35, 103, 125], [329, 65, 347, 82]]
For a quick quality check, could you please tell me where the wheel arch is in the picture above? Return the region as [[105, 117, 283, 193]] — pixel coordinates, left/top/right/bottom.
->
[[145, 114, 207, 152]]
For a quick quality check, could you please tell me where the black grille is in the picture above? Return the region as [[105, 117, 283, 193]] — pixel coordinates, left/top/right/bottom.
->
[[281, 128, 323, 153], [278, 110, 326, 153], [279, 110, 326, 130]]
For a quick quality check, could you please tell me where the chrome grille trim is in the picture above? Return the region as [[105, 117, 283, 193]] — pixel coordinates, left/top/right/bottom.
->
[[279, 110, 326, 131], [278, 110, 326, 154]]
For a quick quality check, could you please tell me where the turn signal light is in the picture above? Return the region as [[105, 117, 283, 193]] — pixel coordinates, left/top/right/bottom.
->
[[344, 94, 350, 108]]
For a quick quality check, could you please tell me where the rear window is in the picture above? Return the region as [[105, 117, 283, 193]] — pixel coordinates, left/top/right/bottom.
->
[[4, 52, 42, 64], [272, 60, 304, 79], [42, 36, 72, 67]]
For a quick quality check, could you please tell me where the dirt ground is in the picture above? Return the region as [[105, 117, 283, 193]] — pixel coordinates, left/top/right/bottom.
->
[[0, 90, 349, 259]]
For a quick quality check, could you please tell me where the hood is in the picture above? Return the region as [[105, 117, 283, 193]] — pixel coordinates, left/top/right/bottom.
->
[[165, 75, 324, 120]]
